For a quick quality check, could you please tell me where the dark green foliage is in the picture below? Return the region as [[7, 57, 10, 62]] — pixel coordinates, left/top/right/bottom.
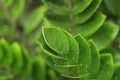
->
[[0, 0, 120, 80], [38, 26, 115, 80]]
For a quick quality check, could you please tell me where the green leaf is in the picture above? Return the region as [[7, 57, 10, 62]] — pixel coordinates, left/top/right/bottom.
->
[[61, 29, 79, 65], [38, 34, 68, 74], [42, 0, 93, 16], [32, 56, 46, 80], [42, 0, 69, 15], [48, 69, 58, 80], [42, 27, 69, 55], [0, 39, 13, 67], [78, 12, 106, 37], [75, 34, 91, 74], [73, 0, 93, 14], [75, 0, 102, 24], [90, 21, 119, 51], [20, 45, 32, 79], [101, 48, 120, 66], [45, 11, 70, 29], [10, 0, 25, 20], [96, 54, 114, 80], [88, 40, 100, 78], [22, 6, 47, 34], [104, 0, 120, 16], [11, 42, 23, 74], [39, 43, 66, 60]]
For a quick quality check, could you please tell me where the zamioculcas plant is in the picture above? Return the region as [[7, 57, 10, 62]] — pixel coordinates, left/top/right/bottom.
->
[[41, 0, 119, 51], [38, 26, 116, 80], [0, 0, 120, 80]]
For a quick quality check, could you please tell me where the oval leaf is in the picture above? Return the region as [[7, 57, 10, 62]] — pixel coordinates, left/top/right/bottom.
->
[[42, 27, 69, 55], [90, 21, 119, 51]]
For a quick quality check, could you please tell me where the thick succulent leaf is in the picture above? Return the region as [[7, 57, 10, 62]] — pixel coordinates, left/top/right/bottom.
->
[[75, 34, 91, 74], [11, 42, 23, 74], [42, 0, 69, 15], [73, 0, 93, 14], [32, 56, 46, 80], [104, 0, 120, 16], [78, 12, 106, 37], [10, 0, 25, 20], [42, 0, 93, 16], [48, 69, 59, 80], [39, 44, 66, 60], [38, 33, 69, 74], [101, 48, 120, 66], [88, 40, 100, 78], [20, 46, 32, 78], [42, 27, 69, 55], [96, 54, 114, 80], [90, 21, 119, 51], [0, 39, 13, 67], [61, 29, 79, 65], [37, 33, 66, 65], [112, 65, 120, 80], [45, 11, 70, 29], [75, 0, 102, 24], [22, 6, 47, 34]]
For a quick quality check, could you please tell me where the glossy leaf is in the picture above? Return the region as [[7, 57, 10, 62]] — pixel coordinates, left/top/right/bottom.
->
[[78, 12, 106, 37], [61, 29, 79, 64], [42, 0, 69, 15], [45, 11, 70, 29], [73, 0, 93, 14], [88, 40, 100, 78], [96, 54, 114, 80], [75, 0, 102, 24], [90, 21, 119, 51], [75, 34, 91, 74], [42, 27, 69, 55], [101, 48, 120, 66]]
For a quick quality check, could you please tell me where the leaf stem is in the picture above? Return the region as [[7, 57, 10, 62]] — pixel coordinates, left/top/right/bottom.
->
[[65, 0, 75, 28], [65, 0, 78, 35]]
